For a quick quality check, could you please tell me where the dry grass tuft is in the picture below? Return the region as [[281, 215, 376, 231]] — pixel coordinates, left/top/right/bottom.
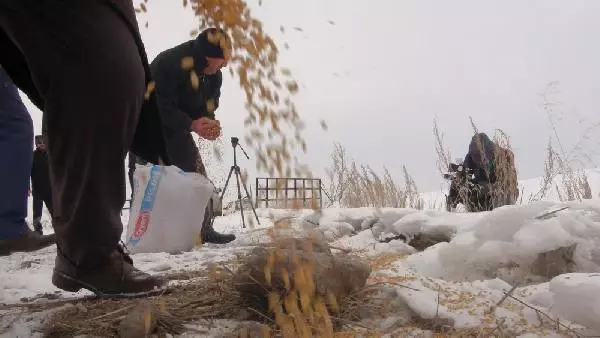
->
[[43, 274, 241, 337], [433, 117, 453, 177], [529, 82, 593, 202], [324, 143, 423, 209], [367, 253, 409, 271], [40, 259, 377, 338]]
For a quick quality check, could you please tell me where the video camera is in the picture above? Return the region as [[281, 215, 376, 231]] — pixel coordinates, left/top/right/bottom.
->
[[442, 161, 475, 181]]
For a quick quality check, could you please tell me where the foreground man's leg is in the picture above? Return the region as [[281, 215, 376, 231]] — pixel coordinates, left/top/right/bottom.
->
[[0, 0, 166, 297]]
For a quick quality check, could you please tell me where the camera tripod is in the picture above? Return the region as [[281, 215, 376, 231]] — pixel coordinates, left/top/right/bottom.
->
[[218, 137, 260, 228]]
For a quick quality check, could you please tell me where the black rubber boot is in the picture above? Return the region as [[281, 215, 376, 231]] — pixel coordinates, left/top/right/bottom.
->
[[200, 206, 235, 244]]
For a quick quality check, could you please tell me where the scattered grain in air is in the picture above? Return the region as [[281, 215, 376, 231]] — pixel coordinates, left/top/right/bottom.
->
[[280, 68, 292, 76], [189, 70, 199, 90], [320, 120, 328, 131], [206, 99, 215, 112], [181, 56, 194, 70], [136, 2, 321, 335], [144, 81, 155, 100], [143, 310, 152, 333]]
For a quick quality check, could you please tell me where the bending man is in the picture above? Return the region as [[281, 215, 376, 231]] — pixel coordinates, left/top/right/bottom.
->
[[130, 28, 235, 244]]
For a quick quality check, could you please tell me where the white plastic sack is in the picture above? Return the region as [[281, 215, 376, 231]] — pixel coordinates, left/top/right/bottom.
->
[[125, 163, 213, 254]]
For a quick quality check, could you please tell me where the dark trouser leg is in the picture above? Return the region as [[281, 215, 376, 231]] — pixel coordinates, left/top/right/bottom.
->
[[0, 78, 32, 240], [166, 133, 234, 244], [166, 132, 202, 174], [127, 152, 136, 202], [32, 191, 43, 233], [0, 1, 144, 270], [44, 191, 54, 218], [127, 151, 148, 201]]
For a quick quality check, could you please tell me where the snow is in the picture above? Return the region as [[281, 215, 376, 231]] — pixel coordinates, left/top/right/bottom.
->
[[549, 273, 600, 332], [4, 177, 600, 336]]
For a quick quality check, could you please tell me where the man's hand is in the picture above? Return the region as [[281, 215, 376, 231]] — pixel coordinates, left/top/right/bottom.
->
[[191, 117, 221, 140]]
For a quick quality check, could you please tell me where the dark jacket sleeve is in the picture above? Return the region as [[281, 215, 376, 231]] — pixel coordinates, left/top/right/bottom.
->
[[206, 71, 222, 120], [150, 57, 193, 133]]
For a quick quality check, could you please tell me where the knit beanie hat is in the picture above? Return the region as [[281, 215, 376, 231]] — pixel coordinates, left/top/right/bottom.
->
[[195, 28, 231, 59]]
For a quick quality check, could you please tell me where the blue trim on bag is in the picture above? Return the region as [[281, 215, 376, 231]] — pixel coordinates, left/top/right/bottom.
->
[[126, 165, 163, 246]]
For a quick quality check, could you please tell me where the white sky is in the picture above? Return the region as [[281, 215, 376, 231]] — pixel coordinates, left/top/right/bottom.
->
[[20, 0, 600, 193]]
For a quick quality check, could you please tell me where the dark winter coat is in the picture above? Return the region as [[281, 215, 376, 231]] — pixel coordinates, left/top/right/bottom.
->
[[0, 0, 170, 165], [31, 147, 51, 196], [150, 38, 223, 137], [463, 133, 497, 184]]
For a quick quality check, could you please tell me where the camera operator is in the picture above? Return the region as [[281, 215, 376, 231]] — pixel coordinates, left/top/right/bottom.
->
[[456, 132, 518, 211], [129, 28, 235, 244]]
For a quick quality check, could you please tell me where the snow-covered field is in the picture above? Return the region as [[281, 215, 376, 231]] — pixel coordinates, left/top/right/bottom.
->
[[3, 171, 600, 337]]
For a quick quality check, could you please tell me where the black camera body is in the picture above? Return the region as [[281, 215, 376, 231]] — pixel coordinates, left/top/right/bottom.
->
[[231, 137, 239, 147]]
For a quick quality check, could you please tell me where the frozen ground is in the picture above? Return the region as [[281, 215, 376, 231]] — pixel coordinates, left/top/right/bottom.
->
[[3, 198, 600, 337]]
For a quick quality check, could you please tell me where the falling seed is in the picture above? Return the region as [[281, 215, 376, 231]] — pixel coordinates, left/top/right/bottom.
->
[[181, 56, 194, 70], [190, 70, 199, 90], [144, 81, 155, 100], [280, 68, 292, 76], [320, 120, 328, 131], [206, 99, 215, 112]]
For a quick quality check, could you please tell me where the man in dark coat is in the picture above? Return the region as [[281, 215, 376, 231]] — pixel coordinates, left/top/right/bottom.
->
[[463, 132, 497, 185], [129, 28, 235, 244], [457, 132, 518, 211], [0, 0, 171, 298], [0, 67, 56, 252], [31, 135, 53, 235]]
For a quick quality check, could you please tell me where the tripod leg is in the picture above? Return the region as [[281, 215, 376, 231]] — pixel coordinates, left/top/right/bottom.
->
[[220, 165, 235, 201], [239, 170, 261, 225], [233, 167, 246, 228]]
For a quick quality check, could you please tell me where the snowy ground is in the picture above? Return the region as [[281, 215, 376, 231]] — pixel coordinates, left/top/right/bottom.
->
[[3, 198, 600, 337]]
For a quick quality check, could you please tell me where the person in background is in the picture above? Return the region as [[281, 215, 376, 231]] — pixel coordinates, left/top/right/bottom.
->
[[129, 28, 235, 244], [462, 132, 519, 210], [31, 134, 53, 235], [0, 66, 55, 255]]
